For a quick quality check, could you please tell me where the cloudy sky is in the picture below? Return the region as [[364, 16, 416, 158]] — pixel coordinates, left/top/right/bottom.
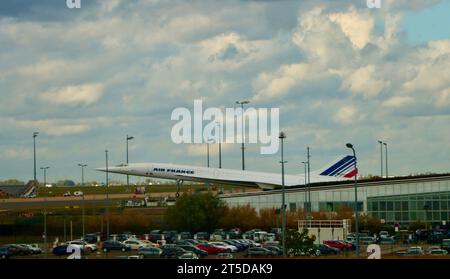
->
[[1, 0, 450, 184]]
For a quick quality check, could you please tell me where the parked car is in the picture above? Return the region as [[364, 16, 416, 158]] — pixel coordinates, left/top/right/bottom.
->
[[262, 241, 280, 248], [314, 244, 340, 256], [323, 240, 353, 251], [53, 244, 75, 256], [379, 231, 390, 238], [66, 240, 97, 252], [359, 236, 376, 245], [178, 252, 199, 259], [265, 246, 283, 256], [427, 248, 448, 256], [83, 233, 100, 244], [122, 239, 146, 250], [216, 252, 234, 259], [245, 247, 275, 257], [407, 246, 424, 255], [196, 243, 226, 254], [138, 246, 162, 258], [160, 246, 187, 259], [442, 239, 450, 252], [209, 242, 238, 253], [194, 232, 210, 240], [177, 245, 208, 258], [102, 241, 131, 252], [19, 244, 42, 254], [0, 246, 14, 259], [185, 239, 201, 246], [378, 237, 395, 245], [179, 232, 192, 240], [5, 244, 32, 256], [63, 191, 71, 197], [222, 240, 245, 251]]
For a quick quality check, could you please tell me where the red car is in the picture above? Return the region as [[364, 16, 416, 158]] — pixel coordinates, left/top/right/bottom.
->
[[323, 240, 352, 251], [196, 243, 226, 254]]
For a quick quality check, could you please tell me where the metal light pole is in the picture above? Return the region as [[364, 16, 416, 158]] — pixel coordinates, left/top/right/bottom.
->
[[306, 147, 311, 214], [33, 132, 39, 182], [78, 164, 87, 186], [279, 132, 287, 257], [206, 142, 210, 168], [126, 135, 134, 193], [301, 162, 307, 217], [383, 142, 388, 178], [78, 164, 87, 237], [215, 121, 222, 169], [105, 150, 110, 239], [378, 140, 383, 177], [40, 166, 49, 256], [346, 143, 359, 258], [236, 100, 250, 171], [40, 167, 49, 187]]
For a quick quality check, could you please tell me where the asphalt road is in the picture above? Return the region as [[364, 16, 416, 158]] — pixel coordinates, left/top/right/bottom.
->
[[0, 193, 171, 208]]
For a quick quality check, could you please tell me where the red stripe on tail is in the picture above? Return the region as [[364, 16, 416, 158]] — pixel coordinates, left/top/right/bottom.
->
[[344, 168, 358, 178]]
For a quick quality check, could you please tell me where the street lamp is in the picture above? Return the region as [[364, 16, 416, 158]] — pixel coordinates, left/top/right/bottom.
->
[[301, 161, 307, 217], [279, 131, 287, 257], [306, 147, 311, 215], [378, 140, 383, 178], [78, 164, 87, 186], [105, 150, 110, 239], [78, 163, 87, 237], [236, 100, 250, 171], [206, 141, 210, 168], [215, 121, 222, 169], [383, 142, 388, 178], [40, 166, 50, 187], [346, 143, 359, 258], [40, 166, 49, 256], [126, 135, 134, 192], [33, 132, 39, 182]]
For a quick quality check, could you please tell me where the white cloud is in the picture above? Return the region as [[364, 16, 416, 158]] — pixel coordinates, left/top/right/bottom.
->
[[341, 65, 389, 98], [382, 96, 415, 108], [334, 106, 359, 124], [329, 7, 374, 49], [39, 83, 104, 106]]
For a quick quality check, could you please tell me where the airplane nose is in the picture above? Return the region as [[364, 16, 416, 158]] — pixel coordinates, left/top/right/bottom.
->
[[96, 167, 106, 172]]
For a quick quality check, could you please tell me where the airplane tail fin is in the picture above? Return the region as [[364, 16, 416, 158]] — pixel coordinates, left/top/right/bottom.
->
[[314, 155, 357, 178]]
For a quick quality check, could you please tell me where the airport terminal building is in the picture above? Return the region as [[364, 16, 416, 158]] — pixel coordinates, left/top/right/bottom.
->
[[220, 174, 450, 227]]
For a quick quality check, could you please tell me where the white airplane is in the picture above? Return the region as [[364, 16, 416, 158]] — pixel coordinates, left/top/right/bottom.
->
[[97, 155, 357, 196]]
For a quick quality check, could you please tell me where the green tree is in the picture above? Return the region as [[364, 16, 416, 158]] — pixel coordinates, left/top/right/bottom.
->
[[285, 228, 316, 256], [165, 192, 226, 233]]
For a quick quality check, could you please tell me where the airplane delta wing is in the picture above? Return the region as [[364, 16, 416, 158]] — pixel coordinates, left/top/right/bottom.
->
[[97, 155, 356, 191]]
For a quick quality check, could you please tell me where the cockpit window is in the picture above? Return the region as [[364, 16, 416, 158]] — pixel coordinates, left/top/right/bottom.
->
[[115, 164, 128, 167]]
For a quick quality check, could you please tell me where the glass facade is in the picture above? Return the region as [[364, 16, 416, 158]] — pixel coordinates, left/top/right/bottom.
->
[[221, 176, 450, 226], [368, 191, 450, 225]]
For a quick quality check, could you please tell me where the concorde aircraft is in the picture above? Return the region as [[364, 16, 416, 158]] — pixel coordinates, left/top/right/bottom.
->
[[97, 155, 357, 197]]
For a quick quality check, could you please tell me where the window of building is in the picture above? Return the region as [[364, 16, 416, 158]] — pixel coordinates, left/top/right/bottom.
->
[[289, 203, 296, 211], [433, 201, 439, 211], [402, 201, 408, 211], [387, 201, 394, 211]]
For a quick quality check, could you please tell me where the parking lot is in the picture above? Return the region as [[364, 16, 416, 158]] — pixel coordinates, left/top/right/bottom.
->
[[2, 228, 450, 260]]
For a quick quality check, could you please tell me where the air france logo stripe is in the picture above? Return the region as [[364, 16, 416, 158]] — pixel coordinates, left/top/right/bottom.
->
[[333, 159, 357, 177], [328, 157, 356, 176], [320, 155, 353, 176]]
